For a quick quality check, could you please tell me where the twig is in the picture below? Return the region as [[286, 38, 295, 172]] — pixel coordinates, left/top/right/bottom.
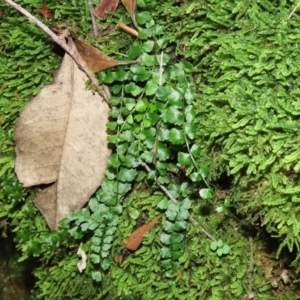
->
[[4, 0, 106, 98], [288, 1, 300, 19], [87, 0, 98, 37], [141, 162, 216, 241], [118, 22, 138, 37], [245, 237, 254, 299], [159, 52, 164, 86], [200, 227, 216, 241]]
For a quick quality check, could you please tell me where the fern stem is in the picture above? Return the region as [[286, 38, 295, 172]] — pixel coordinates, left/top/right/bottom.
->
[[141, 162, 216, 241], [184, 135, 210, 188], [288, 1, 300, 19]]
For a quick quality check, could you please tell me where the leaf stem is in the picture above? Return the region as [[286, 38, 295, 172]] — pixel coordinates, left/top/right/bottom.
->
[[288, 1, 300, 19], [141, 162, 216, 241], [159, 52, 164, 86], [184, 135, 210, 188]]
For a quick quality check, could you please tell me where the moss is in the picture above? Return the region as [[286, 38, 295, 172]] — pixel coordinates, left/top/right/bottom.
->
[[192, 0, 300, 270], [1, 0, 300, 299]]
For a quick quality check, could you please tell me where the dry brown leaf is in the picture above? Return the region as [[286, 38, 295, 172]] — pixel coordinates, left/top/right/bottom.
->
[[74, 39, 139, 73], [121, 215, 161, 251], [93, 0, 119, 18], [114, 255, 123, 266], [37, 5, 54, 20], [14, 52, 111, 230], [93, 0, 138, 29], [120, 0, 138, 29]]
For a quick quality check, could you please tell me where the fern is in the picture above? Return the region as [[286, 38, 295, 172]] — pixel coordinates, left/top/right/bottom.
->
[[1, 0, 300, 299]]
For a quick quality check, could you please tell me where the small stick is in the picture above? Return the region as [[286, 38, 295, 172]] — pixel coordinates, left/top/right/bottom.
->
[[288, 1, 300, 19], [87, 0, 98, 37], [141, 162, 216, 241], [159, 52, 164, 86], [4, 0, 106, 98], [118, 22, 138, 37], [247, 237, 254, 296]]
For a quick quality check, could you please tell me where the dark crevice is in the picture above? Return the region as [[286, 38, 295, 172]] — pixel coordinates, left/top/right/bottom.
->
[[0, 231, 36, 300]]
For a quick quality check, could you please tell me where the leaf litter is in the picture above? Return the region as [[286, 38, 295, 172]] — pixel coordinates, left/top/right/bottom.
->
[[74, 39, 139, 73], [14, 3, 140, 229], [93, 0, 138, 29], [121, 215, 161, 251], [15, 41, 111, 230]]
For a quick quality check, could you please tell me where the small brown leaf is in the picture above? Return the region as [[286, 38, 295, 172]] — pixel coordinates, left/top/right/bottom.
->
[[37, 5, 54, 20], [74, 39, 139, 73], [114, 255, 123, 266], [15, 51, 111, 230], [120, 0, 138, 29], [121, 215, 161, 251], [94, 0, 119, 18]]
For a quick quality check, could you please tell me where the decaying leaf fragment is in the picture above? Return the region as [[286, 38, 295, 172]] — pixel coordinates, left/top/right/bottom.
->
[[74, 39, 139, 73], [114, 255, 123, 266], [93, 0, 119, 18], [121, 215, 161, 251], [37, 5, 54, 20], [280, 269, 291, 284], [77, 243, 87, 273], [93, 0, 138, 29], [15, 52, 111, 230]]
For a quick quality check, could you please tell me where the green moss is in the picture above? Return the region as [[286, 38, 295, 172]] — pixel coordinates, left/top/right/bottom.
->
[[192, 0, 300, 269], [1, 0, 300, 299]]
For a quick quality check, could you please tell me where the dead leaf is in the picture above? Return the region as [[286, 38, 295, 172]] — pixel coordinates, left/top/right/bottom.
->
[[77, 243, 87, 273], [93, 0, 138, 29], [37, 5, 54, 20], [94, 0, 119, 18], [74, 39, 139, 73], [98, 25, 115, 36], [15, 52, 111, 230], [120, 0, 138, 29], [121, 215, 161, 251], [114, 255, 123, 266]]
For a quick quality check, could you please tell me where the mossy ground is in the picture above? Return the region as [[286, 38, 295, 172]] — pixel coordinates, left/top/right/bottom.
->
[[2, 0, 300, 299]]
